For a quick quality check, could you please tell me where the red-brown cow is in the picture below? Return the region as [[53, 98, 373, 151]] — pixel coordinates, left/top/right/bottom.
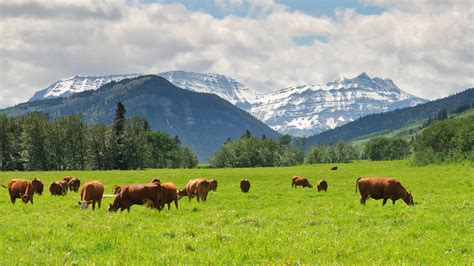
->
[[317, 180, 328, 192], [31, 178, 44, 195], [196, 179, 210, 202], [78, 181, 104, 210], [108, 183, 162, 212], [240, 179, 251, 193], [330, 166, 338, 170], [291, 176, 313, 188], [160, 182, 178, 210], [178, 178, 206, 201], [209, 179, 218, 191], [49, 181, 65, 196], [68, 178, 81, 192], [58, 180, 68, 195], [356, 177, 414, 206], [3, 179, 36, 204]]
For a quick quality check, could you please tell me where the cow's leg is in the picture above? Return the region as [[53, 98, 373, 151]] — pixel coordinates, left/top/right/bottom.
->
[[360, 195, 367, 205], [92, 201, 96, 210], [98, 200, 101, 209], [392, 199, 396, 205], [10, 196, 16, 204], [30, 197, 33, 204], [174, 199, 178, 209], [382, 198, 388, 206]]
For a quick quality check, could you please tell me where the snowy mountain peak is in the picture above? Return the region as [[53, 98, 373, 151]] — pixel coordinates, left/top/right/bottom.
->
[[249, 73, 427, 136]]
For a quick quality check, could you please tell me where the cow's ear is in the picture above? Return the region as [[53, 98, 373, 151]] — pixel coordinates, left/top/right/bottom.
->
[[19, 193, 24, 198], [77, 201, 81, 205]]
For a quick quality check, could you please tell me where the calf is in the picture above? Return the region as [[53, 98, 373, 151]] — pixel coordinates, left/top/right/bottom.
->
[[356, 177, 414, 206], [291, 176, 313, 188], [49, 181, 65, 196], [160, 182, 178, 210], [240, 179, 251, 193], [4, 179, 35, 204], [78, 181, 104, 210], [196, 179, 211, 202], [68, 178, 81, 192], [317, 180, 328, 192], [108, 183, 162, 212], [208, 179, 218, 191]]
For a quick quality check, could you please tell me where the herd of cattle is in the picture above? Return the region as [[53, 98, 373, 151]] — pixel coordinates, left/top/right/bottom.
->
[[1, 168, 415, 212]]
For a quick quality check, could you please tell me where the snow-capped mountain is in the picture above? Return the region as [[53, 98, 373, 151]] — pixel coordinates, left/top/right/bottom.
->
[[29, 74, 140, 102], [159, 71, 261, 109], [248, 72, 427, 136], [28, 71, 427, 137]]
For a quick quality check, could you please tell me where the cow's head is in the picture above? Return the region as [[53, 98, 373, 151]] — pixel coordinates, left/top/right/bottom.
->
[[404, 192, 414, 206], [78, 200, 93, 209], [209, 179, 218, 191], [305, 181, 313, 188], [108, 202, 119, 212], [32, 178, 44, 195], [177, 189, 187, 200], [151, 178, 161, 184], [20, 193, 33, 203]]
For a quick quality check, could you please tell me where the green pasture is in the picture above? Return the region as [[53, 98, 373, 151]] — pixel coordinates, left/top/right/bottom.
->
[[0, 160, 472, 264]]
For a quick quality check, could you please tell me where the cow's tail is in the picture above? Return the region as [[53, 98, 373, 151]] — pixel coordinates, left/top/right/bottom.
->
[[355, 177, 362, 193], [1, 184, 6, 188]]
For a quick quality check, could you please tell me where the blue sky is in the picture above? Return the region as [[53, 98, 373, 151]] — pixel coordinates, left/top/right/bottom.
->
[[146, 0, 385, 18]]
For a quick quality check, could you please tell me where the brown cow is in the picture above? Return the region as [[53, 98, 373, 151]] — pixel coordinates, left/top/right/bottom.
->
[[49, 181, 65, 196], [291, 176, 313, 188], [31, 178, 44, 195], [330, 166, 338, 170], [3, 179, 36, 204], [317, 180, 328, 192], [196, 179, 211, 202], [178, 178, 204, 201], [58, 180, 68, 195], [68, 178, 81, 192], [62, 176, 73, 183], [160, 182, 178, 210], [240, 179, 251, 193], [356, 177, 414, 206], [108, 183, 162, 212], [151, 178, 161, 184], [78, 181, 104, 210], [209, 179, 218, 191], [112, 185, 122, 195]]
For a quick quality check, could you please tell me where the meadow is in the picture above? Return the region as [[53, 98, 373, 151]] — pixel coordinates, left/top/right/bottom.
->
[[0, 160, 472, 264]]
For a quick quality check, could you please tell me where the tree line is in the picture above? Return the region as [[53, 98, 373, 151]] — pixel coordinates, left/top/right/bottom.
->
[[0, 102, 197, 171]]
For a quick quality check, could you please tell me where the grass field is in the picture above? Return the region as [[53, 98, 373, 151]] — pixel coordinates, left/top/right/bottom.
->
[[0, 160, 473, 264]]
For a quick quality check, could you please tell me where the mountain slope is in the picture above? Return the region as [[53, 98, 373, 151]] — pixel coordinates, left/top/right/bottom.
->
[[249, 73, 427, 136], [4, 75, 280, 162], [306, 88, 474, 148]]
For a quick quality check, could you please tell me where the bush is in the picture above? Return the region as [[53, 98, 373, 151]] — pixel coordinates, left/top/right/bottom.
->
[[365, 137, 411, 161], [305, 141, 359, 164]]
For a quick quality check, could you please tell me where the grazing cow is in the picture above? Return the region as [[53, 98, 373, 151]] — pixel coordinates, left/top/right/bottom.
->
[[151, 178, 161, 184], [356, 177, 414, 206], [317, 180, 328, 192], [62, 176, 73, 183], [49, 181, 65, 196], [112, 185, 122, 195], [31, 178, 44, 195], [196, 179, 211, 202], [330, 166, 338, 170], [78, 181, 104, 210], [68, 178, 81, 192], [291, 176, 313, 188], [209, 179, 218, 191], [58, 180, 68, 195], [240, 179, 251, 193], [160, 182, 178, 210], [3, 179, 36, 204], [108, 183, 162, 212], [178, 178, 206, 201]]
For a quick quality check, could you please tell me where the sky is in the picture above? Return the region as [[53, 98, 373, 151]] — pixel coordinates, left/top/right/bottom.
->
[[0, 0, 473, 108]]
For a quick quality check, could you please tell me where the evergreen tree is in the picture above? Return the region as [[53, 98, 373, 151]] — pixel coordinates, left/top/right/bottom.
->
[[112, 102, 127, 170]]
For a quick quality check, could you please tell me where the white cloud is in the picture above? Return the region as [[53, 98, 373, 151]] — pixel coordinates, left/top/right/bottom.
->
[[0, 0, 472, 108]]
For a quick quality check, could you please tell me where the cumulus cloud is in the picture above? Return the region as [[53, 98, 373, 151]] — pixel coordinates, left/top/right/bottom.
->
[[0, 0, 472, 108]]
